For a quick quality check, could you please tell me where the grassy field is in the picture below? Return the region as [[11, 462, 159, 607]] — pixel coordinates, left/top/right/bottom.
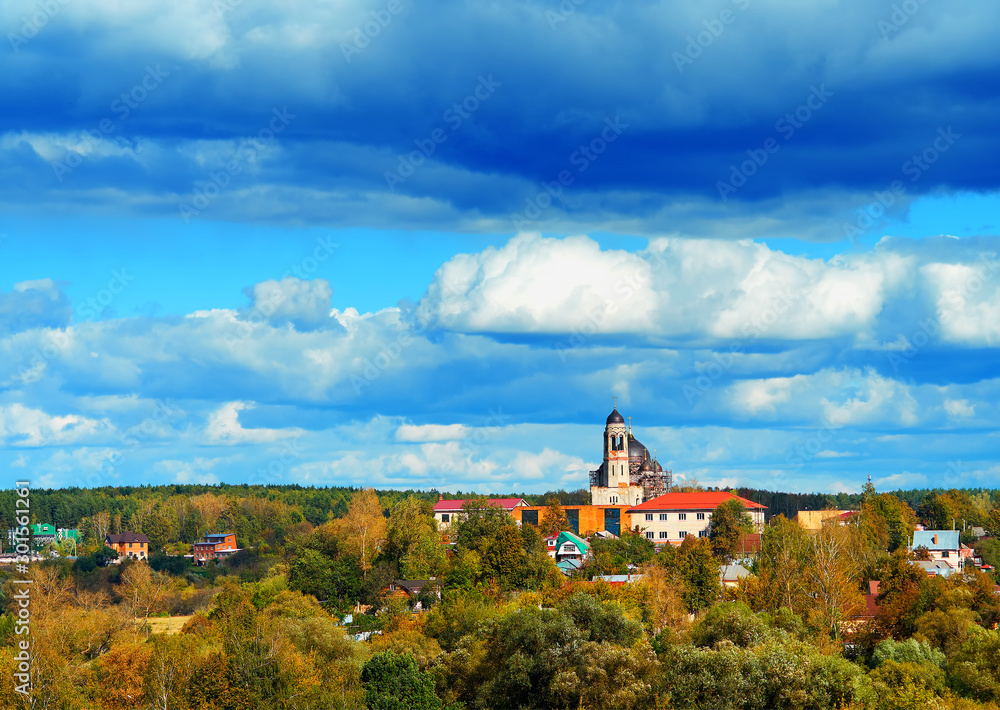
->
[[146, 615, 193, 635]]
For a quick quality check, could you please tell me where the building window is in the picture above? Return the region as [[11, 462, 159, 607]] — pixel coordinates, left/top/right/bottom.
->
[[441, 514, 450, 523], [942, 551, 950, 558], [659, 531, 668, 539], [697, 512, 705, 520], [659, 513, 667, 520], [645, 532, 654, 539], [678, 513, 686, 521], [678, 531, 687, 538], [699, 530, 708, 537], [645, 513, 653, 521]]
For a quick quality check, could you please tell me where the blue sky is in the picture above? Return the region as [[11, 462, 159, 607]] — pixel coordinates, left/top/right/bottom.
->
[[2, 0, 999, 495]]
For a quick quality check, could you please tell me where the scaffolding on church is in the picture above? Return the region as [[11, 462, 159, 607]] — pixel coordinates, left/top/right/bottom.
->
[[637, 467, 671, 500]]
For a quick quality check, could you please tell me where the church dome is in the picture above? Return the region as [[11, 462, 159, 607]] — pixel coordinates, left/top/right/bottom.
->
[[639, 459, 654, 472], [628, 434, 650, 462], [606, 408, 625, 425]]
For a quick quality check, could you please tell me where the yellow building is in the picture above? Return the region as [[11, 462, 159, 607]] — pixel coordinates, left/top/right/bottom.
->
[[794, 510, 851, 531]]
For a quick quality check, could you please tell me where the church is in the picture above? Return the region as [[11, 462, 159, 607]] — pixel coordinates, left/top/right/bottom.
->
[[589, 404, 672, 506]]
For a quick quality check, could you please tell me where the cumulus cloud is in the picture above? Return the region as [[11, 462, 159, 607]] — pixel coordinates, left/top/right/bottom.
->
[[0, 279, 72, 335], [243, 277, 334, 331], [0, 404, 113, 447], [0, 234, 998, 492], [204, 401, 302, 445], [419, 234, 893, 343]]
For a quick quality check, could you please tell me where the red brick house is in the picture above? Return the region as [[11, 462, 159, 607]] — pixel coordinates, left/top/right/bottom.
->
[[193, 532, 239, 564], [105, 531, 150, 561]]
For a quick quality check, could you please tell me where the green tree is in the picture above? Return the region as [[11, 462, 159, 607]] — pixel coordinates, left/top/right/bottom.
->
[[755, 515, 810, 615], [473, 607, 583, 709], [385, 496, 446, 579], [288, 548, 334, 601], [142, 508, 174, 553], [479, 523, 528, 590], [94, 545, 119, 567], [361, 651, 442, 710], [709, 499, 754, 562], [861, 493, 917, 553], [691, 601, 771, 648], [454, 497, 513, 551], [947, 626, 1000, 703], [590, 528, 656, 576], [557, 592, 643, 645], [677, 536, 721, 612]]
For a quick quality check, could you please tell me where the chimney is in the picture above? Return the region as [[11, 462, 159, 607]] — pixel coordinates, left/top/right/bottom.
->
[[438, 493, 443, 502]]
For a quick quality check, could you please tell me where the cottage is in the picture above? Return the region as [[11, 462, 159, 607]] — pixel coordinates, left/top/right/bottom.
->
[[384, 580, 440, 610], [105, 531, 150, 561], [193, 532, 239, 564], [911, 530, 963, 568], [432, 497, 528, 530], [554, 531, 590, 562], [720, 563, 751, 588]]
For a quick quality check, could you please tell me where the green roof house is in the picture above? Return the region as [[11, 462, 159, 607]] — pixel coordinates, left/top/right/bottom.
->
[[555, 531, 590, 561]]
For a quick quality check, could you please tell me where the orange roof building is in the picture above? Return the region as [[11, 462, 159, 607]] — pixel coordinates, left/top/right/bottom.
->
[[626, 491, 766, 545]]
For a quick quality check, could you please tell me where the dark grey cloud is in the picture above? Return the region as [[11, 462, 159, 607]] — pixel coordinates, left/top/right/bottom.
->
[[1, 0, 998, 236]]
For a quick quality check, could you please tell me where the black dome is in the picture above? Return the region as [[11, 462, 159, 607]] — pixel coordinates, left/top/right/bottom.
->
[[606, 408, 625, 425], [628, 434, 650, 461]]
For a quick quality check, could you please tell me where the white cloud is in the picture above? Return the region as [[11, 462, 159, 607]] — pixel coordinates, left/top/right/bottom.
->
[[155, 457, 226, 485], [732, 376, 796, 414], [944, 399, 975, 418], [244, 277, 334, 331], [0, 404, 113, 447], [875, 472, 927, 489], [204, 401, 302, 445], [417, 233, 657, 334], [816, 450, 854, 458], [923, 260, 1000, 345], [507, 448, 590, 482], [823, 371, 919, 427], [417, 234, 889, 342], [395, 423, 468, 442]]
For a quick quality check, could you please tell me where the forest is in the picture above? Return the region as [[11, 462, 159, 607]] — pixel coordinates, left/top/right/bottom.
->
[[4, 483, 1000, 708]]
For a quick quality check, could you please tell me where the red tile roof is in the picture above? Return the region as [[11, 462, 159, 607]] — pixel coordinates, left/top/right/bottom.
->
[[433, 498, 527, 512], [626, 491, 766, 512], [737, 532, 762, 553]]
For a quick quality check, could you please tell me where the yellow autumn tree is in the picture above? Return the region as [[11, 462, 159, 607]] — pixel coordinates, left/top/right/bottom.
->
[[539, 498, 571, 538], [338, 488, 388, 578], [119, 562, 170, 633], [805, 522, 864, 642]]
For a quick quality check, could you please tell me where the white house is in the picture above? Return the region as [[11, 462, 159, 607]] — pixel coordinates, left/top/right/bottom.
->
[[627, 491, 766, 544], [432, 496, 528, 530]]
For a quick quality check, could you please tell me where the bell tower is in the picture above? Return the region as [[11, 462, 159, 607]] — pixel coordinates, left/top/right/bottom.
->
[[604, 401, 628, 489]]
